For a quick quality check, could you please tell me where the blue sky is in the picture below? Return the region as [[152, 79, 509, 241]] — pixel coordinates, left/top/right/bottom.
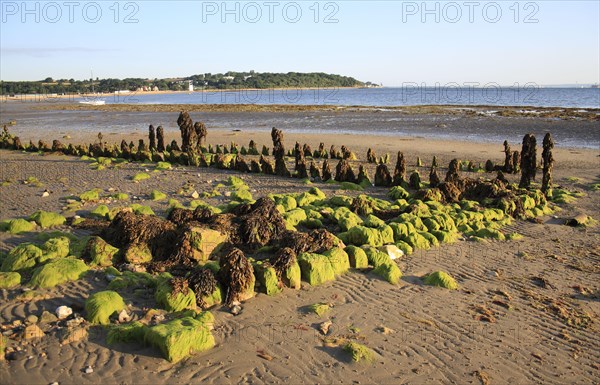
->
[[1, 1, 599, 85]]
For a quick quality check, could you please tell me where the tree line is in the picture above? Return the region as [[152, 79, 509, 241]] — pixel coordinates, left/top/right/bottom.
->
[[1, 72, 364, 95]]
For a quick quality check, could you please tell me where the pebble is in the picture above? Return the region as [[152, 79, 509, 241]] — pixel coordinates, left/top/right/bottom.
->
[[50, 382, 59, 385], [41, 190, 50, 197], [55, 306, 73, 319], [191, 190, 200, 199], [84, 366, 94, 374], [39, 310, 58, 324], [230, 305, 242, 316], [25, 315, 39, 324]]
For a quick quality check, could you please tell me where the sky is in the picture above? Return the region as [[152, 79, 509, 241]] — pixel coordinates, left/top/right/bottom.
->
[[1, 0, 599, 86]]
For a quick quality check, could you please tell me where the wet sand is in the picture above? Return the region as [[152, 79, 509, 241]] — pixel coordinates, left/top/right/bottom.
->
[[0, 107, 599, 385]]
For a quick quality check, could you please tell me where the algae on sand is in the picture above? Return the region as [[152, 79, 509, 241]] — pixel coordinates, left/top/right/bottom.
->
[[29, 211, 66, 228], [308, 303, 330, 316], [85, 290, 127, 325]]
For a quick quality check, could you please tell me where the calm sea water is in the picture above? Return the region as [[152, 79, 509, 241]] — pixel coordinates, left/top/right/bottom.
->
[[98, 87, 600, 109]]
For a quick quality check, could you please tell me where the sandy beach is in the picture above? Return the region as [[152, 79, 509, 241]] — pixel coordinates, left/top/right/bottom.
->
[[0, 105, 599, 385]]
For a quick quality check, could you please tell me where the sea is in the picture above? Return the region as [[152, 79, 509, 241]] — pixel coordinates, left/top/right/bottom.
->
[[97, 86, 600, 109]]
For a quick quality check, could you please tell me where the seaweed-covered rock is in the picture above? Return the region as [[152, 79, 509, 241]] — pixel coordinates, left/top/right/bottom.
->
[[188, 268, 222, 309], [344, 245, 369, 269], [367, 148, 377, 163], [503, 140, 513, 173], [270, 247, 301, 289], [177, 111, 196, 152], [219, 248, 255, 304], [423, 271, 458, 290], [155, 277, 197, 312], [0, 272, 21, 288], [409, 171, 421, 190], [85, 290, 127, 325], [343, 342, 375, 362], [1, 243, 44, 272], [429, 164, 441, 188], [321, 159, 333, 181], [40, 236, 70, 262], [3, 218, 35, 234], [29, 258, 88, 288], [283, 208, 307, 227], [144, 315, 215, 363], [172, 225, 228, 263], [347, 225, 394, 247], [29, 211, 66, 228], [84, 236, 119, 267], [362, 247, 402, 284], [297, 253, 335, 286], [123, 242, 153, 264], [253, 261, 282, 296]]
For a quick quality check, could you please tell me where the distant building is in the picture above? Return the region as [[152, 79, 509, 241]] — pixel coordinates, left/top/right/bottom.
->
[[222, 76, 235, 81], [188, 81, 194, 92]]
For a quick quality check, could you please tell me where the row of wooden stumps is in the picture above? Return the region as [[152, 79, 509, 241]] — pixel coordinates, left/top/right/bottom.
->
[[0, 113, 555, 195]]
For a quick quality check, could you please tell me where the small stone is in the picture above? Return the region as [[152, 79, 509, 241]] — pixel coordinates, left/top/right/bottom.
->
[[319, 320, 332, 335], [118, 309, 131, 323], [41, 190, 50, 197], [191, 190, 200, 199], [230, 305, 242, 316], [224, 191, 232, 197], [60, 326, 88, 345], [39, 311, 58, 325], [25, 315, 39, 324], [55, 306, 73, 319], [108, 187, 115, 192], [378, 245, 404, 260], [487, 271, 499, 279], [23, 324, 44, 339], [84, 366, 94, 374], [11, 320, 22, 327], [50, 382, 59, 385]]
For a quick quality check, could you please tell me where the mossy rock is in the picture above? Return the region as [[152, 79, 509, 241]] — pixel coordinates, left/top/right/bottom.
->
[[388, 186, 410, 200], [343, 342, 375, 362], [372, 262, 402, 284], [85, 290, 127, 325], [227, 176, 246, 188], [389, 222, 410, 241], [151, 190, 167, 201], [108, 271, 157, 291], [130, 204, 155, 216], [87, 236, 119, 267], [89, 205, 110, 219], [302, 218, 323, 229], [144, 315, 215, 363], [401, 232, 431, 250], [231, 188, 253, 202], [79, 189, 100, 201], [362, 247, 393, 268], [483, 208, 505, 222], [107, 321, 148, 345], [29, 258, 89, 288], [347, 225, 394, 247], [297, 253, 336, 286], [308, 303, 330, 316], [185, 227, 228, 262], [430, 230, 458, 244], [40, 236, 71, 262], [3, 219, 36, 234], [423, 271, 458, 290], [475, 228, 505, 241], [200, 284, 223, 308], [329, 195, 353, 207], [132, 172, 151, 182], [506, 232, 524, 241], [277, 195, 298, 212], [155, 278, 197, 312], [155, 162, 172, 170], [112, 193, 129, 201], [339, 182, 363, 191], [1, 243, 44, 272], [417, 231, 439, 247], [29, 211, 66, 228], [394, 241, 413, 255], [344, 245, 369, 269], [0, 272, 21, 288], [253, 262, 282, 296], [123, 243, 153, 264], [284, 261, 301, 289], [323, 247, 350, 276], [284, 208, 308, 227], [520, 195, 536, 210], [333, 207, 363, 232], [363, 214, 385, 228]]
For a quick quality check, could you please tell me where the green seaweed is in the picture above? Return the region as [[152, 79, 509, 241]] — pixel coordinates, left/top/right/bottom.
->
[[253, 261, 282, 296], [155, 278, 197, 312], [85, 290, 127, 325], [87, 236, 119, 266], [343, 342, 374, 362], [0, 272, 21, 288], [1, 243, 44, 272], [4, 218, 36, 234], [132, 172, 151, 182], [29, 211, 66, 228], [308, 303, 330, 316], [150, 190, 167, 201], [89, 205, 110, 219], [79, 189, 100, 201]]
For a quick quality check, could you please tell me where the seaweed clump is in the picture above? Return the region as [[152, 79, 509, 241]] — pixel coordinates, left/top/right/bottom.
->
[[219, 248, 255, 304]]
